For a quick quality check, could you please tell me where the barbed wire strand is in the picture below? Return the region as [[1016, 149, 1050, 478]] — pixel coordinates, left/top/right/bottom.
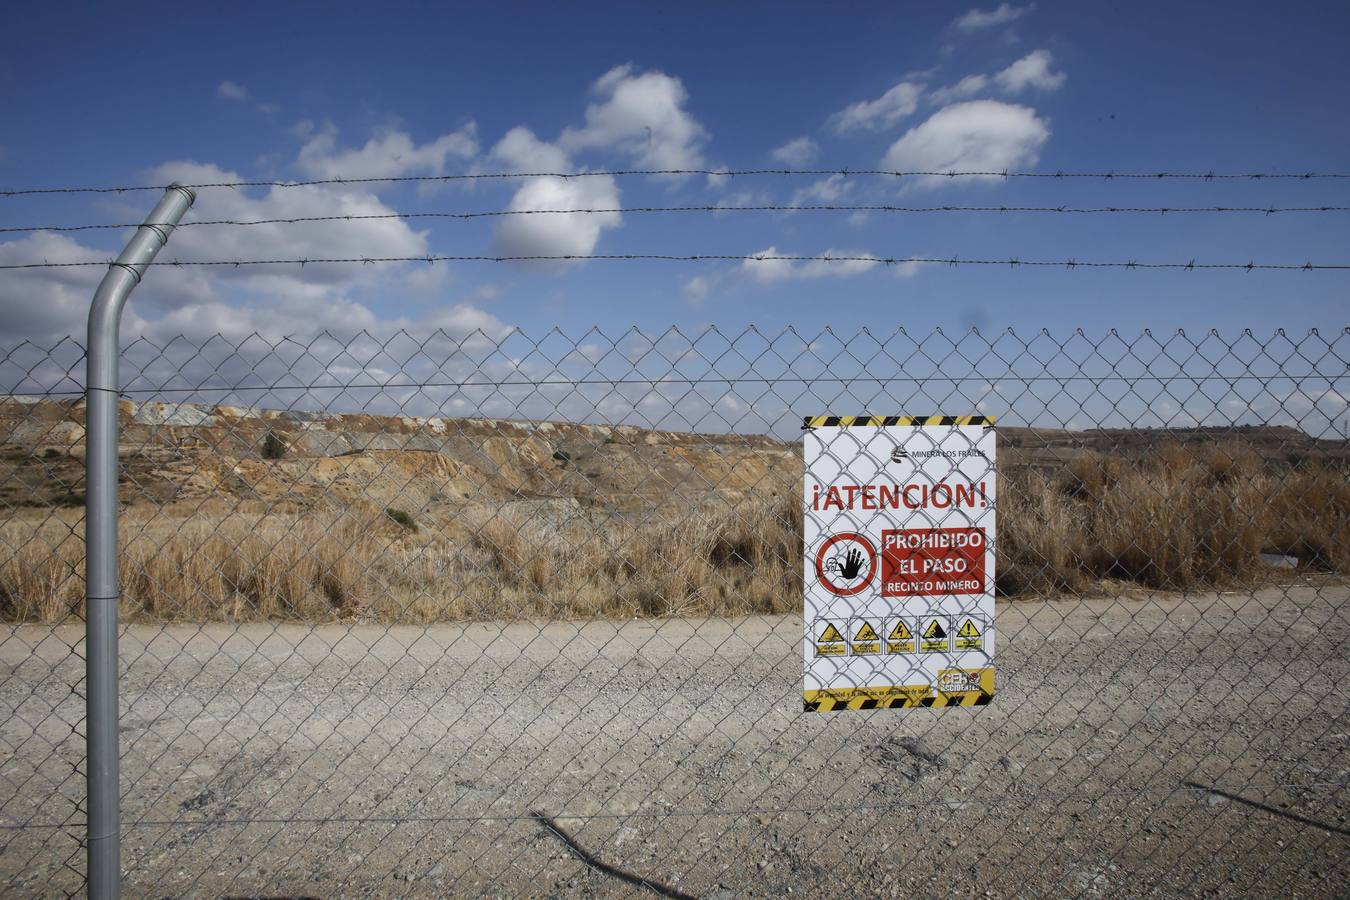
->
[[2, 253, 1346, 271], [4, 168, 1350, 196], [5, 204, 1350, 234]]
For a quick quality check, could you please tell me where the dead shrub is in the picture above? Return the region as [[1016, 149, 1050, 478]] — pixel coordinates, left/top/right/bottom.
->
[[1086, 463, 1267, 588], [1064, 452, 1129, 500], [1, 443, 1342, 623], [997, 468, 1090, 595], [995, 442, 1302, 595], [1203, 442, 1263, 484], [1153, 441, 1198, 474], [1262, 462, 1350, 570]]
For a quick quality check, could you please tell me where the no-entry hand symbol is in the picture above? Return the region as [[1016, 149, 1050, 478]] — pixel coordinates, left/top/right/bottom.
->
[[814, 532, 878, 597]]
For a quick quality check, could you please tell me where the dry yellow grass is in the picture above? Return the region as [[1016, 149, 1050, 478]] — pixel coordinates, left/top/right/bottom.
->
[[0, 493, 805, 625], [1, 447, 1344, 624], [1027, 443, 1268, 589], [0, 505, 386, 624], [1261, 461, 1350, 571], [994, 468, 1092, 596], [999, 443, 1347, 592]]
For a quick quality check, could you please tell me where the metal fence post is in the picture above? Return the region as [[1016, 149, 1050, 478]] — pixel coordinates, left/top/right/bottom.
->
[[85, 183, 195, 899]]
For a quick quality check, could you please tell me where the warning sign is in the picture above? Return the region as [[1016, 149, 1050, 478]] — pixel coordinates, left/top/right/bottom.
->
[[920, 618, 950, 653], [885, 619, 915, 654], [954, 618, 984, 651], [882, 527, 987, 597], [802, 415, 996, 711], [814, 532, 877, 596], [814, 622, 846, 657], [850, 621, 881, 655]]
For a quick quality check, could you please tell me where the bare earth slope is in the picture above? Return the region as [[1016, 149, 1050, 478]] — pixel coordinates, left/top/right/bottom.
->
[[5, 396, 1348, 516], [1, 396, 795, 515]]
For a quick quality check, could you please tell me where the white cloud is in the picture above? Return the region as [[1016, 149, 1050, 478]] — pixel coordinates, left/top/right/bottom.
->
[[828, 81, 924, 134], [561, 64, 709, 171], [794, 252, 890, 280], [740, 247, 885, 283], [790, 174, 851, 207], [741, 247, 802, 283], [111, 298, 515, 421], [489, 128, 622, 266], [0, 159, 495, 345], [149, 160, 431, 286], [419, 302, 512, 339], [464, 284, 502, 304], [893, 260, 931, 279], [928, 74, 990, 106], [880, 100, 1049, 185], [929, 50, 1064, 105], [683, 275, 711, 307], [297, 122, 479, 180], [994, 49, 1065, 93], [0, 232, 108, 340], [952, 3, 1034, 32], [711, 190, 766, 212], [770, 136, 819, 166], [705, 166, 732, 189], [492, 126, 569, 171], [217, 80, 250, 101], [140, 294, 378, 345], [0, 230, 511, 357]]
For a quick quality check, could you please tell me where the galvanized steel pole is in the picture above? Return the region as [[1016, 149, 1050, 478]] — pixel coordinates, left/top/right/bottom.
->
[[85, 183, 194, 899]]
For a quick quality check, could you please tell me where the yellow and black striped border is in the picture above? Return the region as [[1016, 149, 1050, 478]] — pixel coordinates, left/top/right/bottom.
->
[[803, 668, 995, 712], [803, 414, 994, 428]]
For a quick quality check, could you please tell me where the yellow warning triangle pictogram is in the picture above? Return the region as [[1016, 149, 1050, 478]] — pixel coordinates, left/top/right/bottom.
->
[[854, 622, 879, 641], [888, 621, 912, 640], [819, 623, 844, 643], [957, 619, 981, 638], [923, 619, 946, 639]]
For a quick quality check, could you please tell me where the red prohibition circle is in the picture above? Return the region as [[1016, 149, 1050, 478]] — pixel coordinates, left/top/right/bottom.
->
[[814, 532, 878, 597]]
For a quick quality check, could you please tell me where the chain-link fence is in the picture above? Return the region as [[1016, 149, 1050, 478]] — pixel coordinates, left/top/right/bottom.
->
[[1, 326, 1347, 897]]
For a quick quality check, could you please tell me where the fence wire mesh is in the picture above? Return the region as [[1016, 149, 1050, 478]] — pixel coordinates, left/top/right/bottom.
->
[[0, 326, 1347, 897]]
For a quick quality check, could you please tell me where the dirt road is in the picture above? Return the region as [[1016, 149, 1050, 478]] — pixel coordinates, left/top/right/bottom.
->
[[2, 583, 1347, 897]]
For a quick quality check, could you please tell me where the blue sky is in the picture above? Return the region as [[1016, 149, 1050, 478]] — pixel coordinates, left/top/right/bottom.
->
[[1, 1, 1347, 432]]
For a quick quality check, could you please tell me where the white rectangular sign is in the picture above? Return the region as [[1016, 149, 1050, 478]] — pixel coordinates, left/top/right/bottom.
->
[[802, 415, 996, 712]]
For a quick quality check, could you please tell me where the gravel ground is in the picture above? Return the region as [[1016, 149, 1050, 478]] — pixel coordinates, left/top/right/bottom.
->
[[2, 582, 1347, 898]]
